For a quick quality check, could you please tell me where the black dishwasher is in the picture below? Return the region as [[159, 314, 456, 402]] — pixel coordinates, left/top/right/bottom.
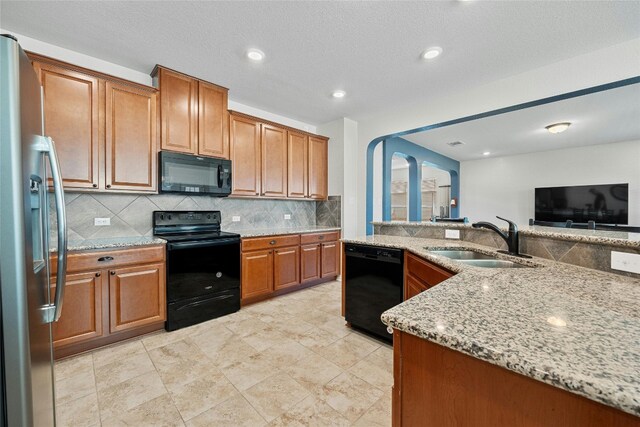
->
[[344, 243, 404, 343]]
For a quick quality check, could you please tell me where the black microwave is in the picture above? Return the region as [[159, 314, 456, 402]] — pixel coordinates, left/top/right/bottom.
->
[[159, 151, 232, 196]]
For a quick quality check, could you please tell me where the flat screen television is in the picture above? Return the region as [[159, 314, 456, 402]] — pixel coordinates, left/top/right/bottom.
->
[[535, 183, 628, 225]]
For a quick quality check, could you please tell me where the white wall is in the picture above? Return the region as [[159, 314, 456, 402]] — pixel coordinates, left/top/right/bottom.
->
[[354, 38, 640, 235], [460, 140, 640, 225], [5, 29, 317, 133]]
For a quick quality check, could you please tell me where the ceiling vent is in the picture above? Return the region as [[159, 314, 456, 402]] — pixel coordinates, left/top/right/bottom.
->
[[446, 141, 465, 147]]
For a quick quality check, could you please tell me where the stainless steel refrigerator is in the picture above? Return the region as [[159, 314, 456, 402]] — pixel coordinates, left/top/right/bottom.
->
[[0, 34, 68, 426]]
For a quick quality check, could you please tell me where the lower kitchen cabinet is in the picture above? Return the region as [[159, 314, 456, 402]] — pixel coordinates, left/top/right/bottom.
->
[[241, 231, 340, 305], [241, 249, 274, 299], [109, 263, 165, 333], [49, 245, 166, 358], [50, 271, 104, 348], [300, 243, 321, 283], [404, 252, 454, 300]]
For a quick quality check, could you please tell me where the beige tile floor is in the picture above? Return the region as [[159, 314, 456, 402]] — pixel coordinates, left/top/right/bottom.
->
[[54, 280, 393, 426]]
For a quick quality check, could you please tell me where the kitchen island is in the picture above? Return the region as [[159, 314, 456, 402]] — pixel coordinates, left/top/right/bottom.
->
[[342, 234, 640, 426]]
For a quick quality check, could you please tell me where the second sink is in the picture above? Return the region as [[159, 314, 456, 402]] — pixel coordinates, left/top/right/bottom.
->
[[428, 249, 496, 260]]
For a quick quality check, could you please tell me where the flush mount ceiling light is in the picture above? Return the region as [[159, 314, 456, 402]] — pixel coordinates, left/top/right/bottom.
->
[[331, 90, 346, 99], [482, 151, 491, 156], [545, 122, 571, 134], [246, 48, 265, 62], [422, 47, 443, 60]]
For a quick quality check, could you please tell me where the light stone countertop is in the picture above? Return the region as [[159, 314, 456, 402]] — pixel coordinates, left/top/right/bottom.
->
[[50, 236, 166, 253], [342, 234, 640, 417], [371, 220, 640, 249], [232, 226, 341, 238]]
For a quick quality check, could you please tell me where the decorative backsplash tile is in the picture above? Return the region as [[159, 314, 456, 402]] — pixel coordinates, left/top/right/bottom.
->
[[50, 193, 339, 241]]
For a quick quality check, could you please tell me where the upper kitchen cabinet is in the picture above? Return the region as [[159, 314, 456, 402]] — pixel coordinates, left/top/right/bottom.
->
[[230, 113, 261, 196], [30, 53, 158, 193], [287, 131, 308, 198], [152, 66, 229, 159], [261, 123, 287, 197], [308, 135, 328, 199], [33, 60, 100, 189], [105, 81, 157, 192]]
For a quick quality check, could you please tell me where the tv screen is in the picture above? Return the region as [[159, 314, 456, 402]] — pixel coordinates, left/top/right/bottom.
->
[[535, 183, 628, 225]]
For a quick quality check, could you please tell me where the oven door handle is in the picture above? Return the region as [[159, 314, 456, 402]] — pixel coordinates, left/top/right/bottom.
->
[[176, 293, 236, 311], [168, 238, 240, 250]]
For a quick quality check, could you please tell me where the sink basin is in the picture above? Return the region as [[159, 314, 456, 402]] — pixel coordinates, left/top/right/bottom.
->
[[429, 249, 532, 268], [458, 259, 530, 268], [429, 249, 496, 260]]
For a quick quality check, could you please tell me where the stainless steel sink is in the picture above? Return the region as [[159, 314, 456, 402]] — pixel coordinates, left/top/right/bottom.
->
[[458, 259, 529, 268], [429, 249, 532, 268], [428, 249, 496, 260]]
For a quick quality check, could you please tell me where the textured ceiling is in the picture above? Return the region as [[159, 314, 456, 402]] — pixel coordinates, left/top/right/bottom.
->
[[402, 83, 640, 161], [1, 1, 639, 125]]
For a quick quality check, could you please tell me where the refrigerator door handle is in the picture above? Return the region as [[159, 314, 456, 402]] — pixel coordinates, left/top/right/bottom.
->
[[36, 136, 67, 323]]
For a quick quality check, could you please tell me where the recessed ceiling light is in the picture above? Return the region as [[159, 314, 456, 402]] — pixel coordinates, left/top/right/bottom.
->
[[546, 316, 567, 327], [332, 90, 346, 99], [246, 48, 265, 62], [482, 151, 491, 156], [545, 122, 571, 134], [422, 47, 443, 60]]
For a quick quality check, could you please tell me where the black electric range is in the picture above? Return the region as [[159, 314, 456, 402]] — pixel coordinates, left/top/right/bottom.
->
[[153, 211, 241, 331]]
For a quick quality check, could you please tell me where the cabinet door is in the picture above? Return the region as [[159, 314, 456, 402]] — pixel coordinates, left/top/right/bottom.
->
[[321, 241, 339, 278], [198, 81, 229, 158], [405, 275, 429, 300], [300, 243, 321, 283], [230, 115, 261, 196], [274, 246, 300, 290], [50, 271, 103, 347], [35, 62, 100, 189], [109, 263, 165, 333], [241, 249, 273, 299], [261, 124, 287, 197], [308, 136, 328, 199], [105, 81, 158, 192], [287, 131, 308, 198], [158, 68, 198, 154]]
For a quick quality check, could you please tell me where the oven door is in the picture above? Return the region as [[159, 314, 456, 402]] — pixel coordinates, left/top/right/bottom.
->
[[159, 151, 231, 196], [166, 238, 240, 302]]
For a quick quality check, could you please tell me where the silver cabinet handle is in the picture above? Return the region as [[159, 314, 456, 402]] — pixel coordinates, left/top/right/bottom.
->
[[38, 136, 67, 322]]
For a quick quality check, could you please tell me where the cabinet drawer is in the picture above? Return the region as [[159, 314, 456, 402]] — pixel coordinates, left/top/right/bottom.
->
[[300, 231, 339, 245], [406, 253, 454, 287], [242, 234, 300, 251], [51, 245, 165, 275]]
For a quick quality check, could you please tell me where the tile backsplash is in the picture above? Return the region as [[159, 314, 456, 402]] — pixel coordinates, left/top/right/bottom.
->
[[51, 193, 341, 241]]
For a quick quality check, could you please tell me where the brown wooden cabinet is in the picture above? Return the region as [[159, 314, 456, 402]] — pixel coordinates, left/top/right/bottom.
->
[[273, 246, 300, 290], [287, 131, 308, 198], [308, 136, 328, 199], [153, 66, 229, 159], [230, 114, 262, 196], [229, 111, 329, 200], [50, 271, 104, 348], [404, 252, 454, 300], [49, 245, 165, 358], [261, 124, 288, 197], [241, 249, 274, 299], [105, 81, 157, 191], [34, 61, 100, 190], [301, 243, 321, 283], [241, 231, 340, 305], [31, 54, 158, 193], [109, 263, 165, 333]]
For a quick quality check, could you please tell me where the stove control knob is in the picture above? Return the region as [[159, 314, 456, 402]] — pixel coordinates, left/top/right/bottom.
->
[[207, 214, 211, 219], [160, 214, 164, 220], [167, 214, 172, 220]]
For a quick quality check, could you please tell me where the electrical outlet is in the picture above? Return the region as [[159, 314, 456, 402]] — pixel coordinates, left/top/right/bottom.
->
[[94, 217, 110, 226], [445, 229, 460, 239], [611, 251, 640, 274], [284, 214, 291, 220], [232, 216, 241, 222]]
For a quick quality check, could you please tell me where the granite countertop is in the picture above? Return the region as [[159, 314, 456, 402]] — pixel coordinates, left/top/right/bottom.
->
[[342, 234, 640, 417], [50, 236, 166, 253], [232, 226, 341, 238], [372, 220, 640, 248]]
